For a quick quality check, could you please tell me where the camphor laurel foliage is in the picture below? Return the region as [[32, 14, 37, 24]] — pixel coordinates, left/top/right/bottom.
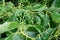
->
[[0, 0, 60, 40]]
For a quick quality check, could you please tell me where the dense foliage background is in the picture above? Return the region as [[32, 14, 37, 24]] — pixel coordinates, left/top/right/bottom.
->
[[0, 0, 60, 40]]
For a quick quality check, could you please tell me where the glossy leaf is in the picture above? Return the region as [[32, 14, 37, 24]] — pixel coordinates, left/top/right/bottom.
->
[[50, 11, 60, 23], [0, 22, 19, 33]]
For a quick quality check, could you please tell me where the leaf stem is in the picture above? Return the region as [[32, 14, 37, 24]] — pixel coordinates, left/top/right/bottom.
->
[[2, 0, 5, 6]]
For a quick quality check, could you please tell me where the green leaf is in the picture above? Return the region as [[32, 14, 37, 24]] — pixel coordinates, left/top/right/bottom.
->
[[46, 0, 54, 7], [44, 14, 49, 27], [5, 34, 20, 40], [50, 11, 60, 23], [42, 28, 55, 40], [34, 15, 41, 25], [0, 22, 19, 33], [49, 6, 60, 12], [25, 10, 31, 24], [32, 4, 47, 12], [15, 9, 24, 16], [24, 25, 38, 37], [38, 13, 49, 30], [53, 0, 60, 7], [24, 31, 38, 37], [20, 0, 27, 3], [7, 22, 19, 31], [35, 34, 42, 40], [34, 25, 43, 33]]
